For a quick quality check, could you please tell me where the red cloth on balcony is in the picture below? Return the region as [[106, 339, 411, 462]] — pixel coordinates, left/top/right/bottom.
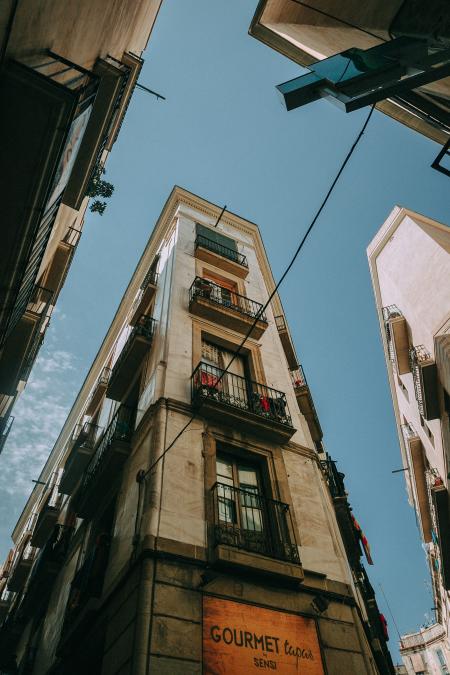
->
[[379, 613, 389, 641], [259, 396, 270, 412], [201, 371, 219, 388], [351, 514, 374, 565]]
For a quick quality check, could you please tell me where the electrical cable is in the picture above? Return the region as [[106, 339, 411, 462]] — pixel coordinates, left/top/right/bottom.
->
[[141, 103, 376, 482]]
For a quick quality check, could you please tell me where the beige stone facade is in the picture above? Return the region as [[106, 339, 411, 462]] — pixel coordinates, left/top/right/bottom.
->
[[0, 188, 393, 673], [0, 0, 163, 448], [367, 207, 450, 672]]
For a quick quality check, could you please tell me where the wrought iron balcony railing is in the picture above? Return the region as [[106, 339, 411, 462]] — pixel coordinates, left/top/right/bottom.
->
[[410, 345, 433, 417], [211, 482, 299, 564], [192, 362, 293, 427], [72, 421, 103, 450], [110, 314, 156, 378], [195, 234, 248, 268], [382, 305, 403, 364], [140, 267, 159, 290], [80, 406, 135, 494], [274, 315, 287, 331], [189, 277, 267, 322], [62, 226, 82, 248], [0, 416, 14, 455], [290, 366, 307, 389], [63, 532, 111, 631], [320, 455, 347, 500]]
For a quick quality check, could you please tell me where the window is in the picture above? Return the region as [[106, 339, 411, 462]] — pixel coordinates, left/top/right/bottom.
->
[[201, 339, 248, 405], [436, 648, 449, 673], [217, 455, 264, 534], [196, 223, 237, 254], [216, 454, 266, 551], [397, 375, 409, 401]]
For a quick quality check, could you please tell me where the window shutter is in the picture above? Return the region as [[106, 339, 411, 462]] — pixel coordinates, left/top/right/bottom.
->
[[196, 223, 237, 252]]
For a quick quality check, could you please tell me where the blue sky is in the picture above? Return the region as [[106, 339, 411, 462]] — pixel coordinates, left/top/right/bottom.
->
[[1, 0, 449, 664]]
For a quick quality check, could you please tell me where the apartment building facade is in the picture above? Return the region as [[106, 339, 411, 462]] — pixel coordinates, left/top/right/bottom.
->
[[0, 187, 393, 674], [367, 207, 450, 674], [0, 0, 163, 452], [400, 623, 450, 674], [249, 1, 450, 147]]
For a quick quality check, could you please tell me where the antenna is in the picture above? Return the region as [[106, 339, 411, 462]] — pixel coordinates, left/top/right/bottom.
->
[[214, 204, 227, 228]]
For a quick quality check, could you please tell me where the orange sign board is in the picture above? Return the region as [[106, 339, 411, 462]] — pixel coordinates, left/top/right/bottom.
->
[[203, 597, 325, 674]]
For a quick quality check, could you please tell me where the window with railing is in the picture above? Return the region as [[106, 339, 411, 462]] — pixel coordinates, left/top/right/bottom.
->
[[189, 277, 267, 322], [290, 366, 307, 389], [80, 406, 135, 494], [320, 455, 347, 499], [410, 345, 432, 416], [195, 233, 248, 267], [192, 362, 292, 427], [111, 314, 156, 376], [211, 461, 298, 565]]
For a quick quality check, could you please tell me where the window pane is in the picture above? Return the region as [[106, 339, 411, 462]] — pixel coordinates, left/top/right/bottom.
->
[[217, 457, 233, 481], [238, 465, 258, 487]]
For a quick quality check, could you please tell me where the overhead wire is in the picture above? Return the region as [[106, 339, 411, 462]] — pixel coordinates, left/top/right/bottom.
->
[[141, 102, 376, 482]]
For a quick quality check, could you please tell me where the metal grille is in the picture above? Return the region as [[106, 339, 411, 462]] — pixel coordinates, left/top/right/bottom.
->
[[320, 455, 347, 499], [80, 406, 135, 493], [211, 482, 299, 563], [290, 366, 307, 389], [195, 234, 248, 267], [410, 345, 432, 416], [110, 315, 156, 382], [192, 362, 293, 427], [382, 305, 403, 366], [189, 277, 267, 322]]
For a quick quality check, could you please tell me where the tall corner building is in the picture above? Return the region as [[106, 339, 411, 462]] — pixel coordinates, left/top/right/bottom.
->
[[0, 0, 163, 452], [367, 207, 450, 674], [0, 188, 393, 674]]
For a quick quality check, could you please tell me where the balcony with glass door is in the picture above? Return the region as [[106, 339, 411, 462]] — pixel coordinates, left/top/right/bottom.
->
[[192, 361, 294, 441], [60, 422, 103, 495], [189, 277, 268, 338], [194, 232, 249, 279], [76, 406, 135, 519], [210, 456, 301, 581], [290, 366, 322, 442], [410, 345, 440, 420], [106, 315, 156, 401], [382, 305, 410, 374]]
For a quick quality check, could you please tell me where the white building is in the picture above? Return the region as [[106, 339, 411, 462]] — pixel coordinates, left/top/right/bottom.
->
[[367, 207, 450, 674]]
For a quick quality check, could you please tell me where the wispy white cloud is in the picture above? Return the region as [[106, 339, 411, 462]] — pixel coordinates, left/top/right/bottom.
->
[[0, 347, 80, 553]]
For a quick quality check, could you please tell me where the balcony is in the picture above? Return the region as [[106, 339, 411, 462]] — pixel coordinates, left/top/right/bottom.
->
[[85, 367, 111, 416], [7, 542, 37, 592], [0, 416, 14, 455], [30, 488, 63, 548], [76, 407, 135, 519], [430, 480, 450, 590], [60, 422, 102, 495], [210, 482, 302, 581], [410, 345, 440, 420], [401, 423, 432, 543], [106, 315, 156, 402], [0, 50, 98, 345], [192, 362, 294, 442], [290, 367, 322, 442], [60, 534, 110, 649], [189, 277, 268, 339], [20, 524, 73, 618], [274, 316, 298, 370], [382, 305, 410, 374], [321, 456, 362, 569], [38, 227, 81, 300], [0, 286, 53, 395], [0, 587, 13, 622], [129, 268, 158, 327], [195, 234, 249, 279]]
